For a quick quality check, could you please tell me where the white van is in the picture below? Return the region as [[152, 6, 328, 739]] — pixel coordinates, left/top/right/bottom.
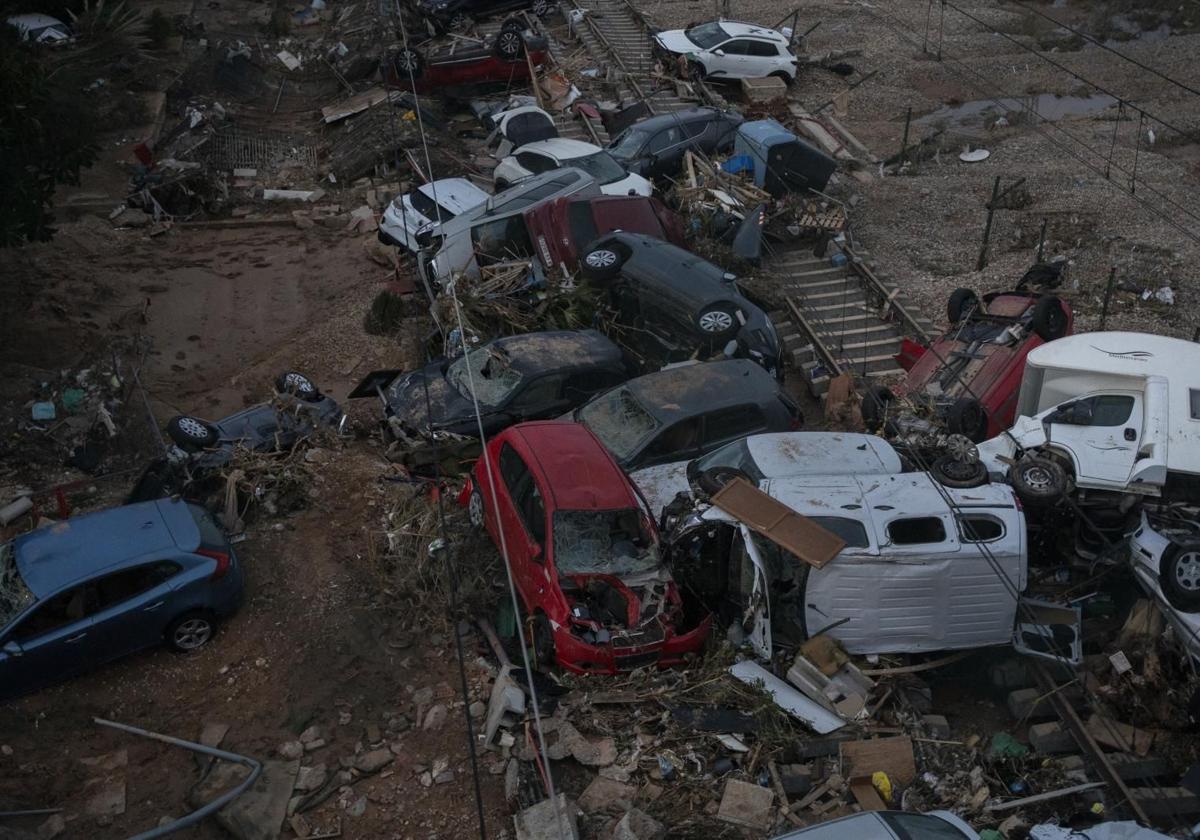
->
[[977, 332, 1200, 503], [666, 472, 1080, 663]]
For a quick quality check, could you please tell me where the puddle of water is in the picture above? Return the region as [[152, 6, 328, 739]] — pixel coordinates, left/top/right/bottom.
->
[[916, 93, 1117, 130]]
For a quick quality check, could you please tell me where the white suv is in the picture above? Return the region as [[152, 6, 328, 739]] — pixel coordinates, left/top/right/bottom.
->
[[493, 138, 652, 197], [654, 20, 798, 81]]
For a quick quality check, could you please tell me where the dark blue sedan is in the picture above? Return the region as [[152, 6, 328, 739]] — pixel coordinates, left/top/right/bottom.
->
[[0, 499, 243, 700]]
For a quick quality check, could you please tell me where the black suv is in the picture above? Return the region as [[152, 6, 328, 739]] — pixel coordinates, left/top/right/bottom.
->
[[607, 107, 744, 179], [580, 232, 783, 377]]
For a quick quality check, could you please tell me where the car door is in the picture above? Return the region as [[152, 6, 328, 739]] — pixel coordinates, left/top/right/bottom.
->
[[1042, 392, 1142, 487], [638, 417, 703, 468], [644, 125, 687, 177], [87, 561, 186, 664], [709, 39, 753, 77], [0, 583, 100, 695], [702, 405, 766, 452], [745, 39, 784, 77], [496, 444, 547, 605]]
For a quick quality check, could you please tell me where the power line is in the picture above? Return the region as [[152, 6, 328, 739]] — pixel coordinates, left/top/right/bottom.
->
[[1000, 0, 1200, 101]]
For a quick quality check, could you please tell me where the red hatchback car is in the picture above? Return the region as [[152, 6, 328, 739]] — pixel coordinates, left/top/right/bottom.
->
[[384, 25, 549, 95], [867, 284, 1072, 443], [463, 421, 710, 674]]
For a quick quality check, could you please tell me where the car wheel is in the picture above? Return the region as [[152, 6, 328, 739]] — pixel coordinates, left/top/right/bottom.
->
[[531, 613, 555, 670], [449, 11, 472, 31], [494, 27, 525, 61], [468, 488, 486, 530], [166, 612, 215, 653], [1008, 456, 1067, 507], [1161, 544, 1200, 611], [581, 245, 626, 283], [946, 396, 988, 443], [947, 288, 980, 325], [860, 384, 895, 433], [770, 70, 793, 85], [696, 303, 739, 338], [393, 46, 424, 80], [275, 371, 322, 401], [931, 455, 988, 489], [697, 466, 752, 497], [688, 60, 707, 81], [531, 0, 550, 16], [167, 415, 219, 450], [1030, 296, 1069, 341]]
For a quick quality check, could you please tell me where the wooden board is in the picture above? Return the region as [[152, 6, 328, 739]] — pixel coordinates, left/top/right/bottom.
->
[[848, 776, 887, 811], [839, 737, 916, 786], [322, 87, 390, 124], [711, 478, 845, 569]]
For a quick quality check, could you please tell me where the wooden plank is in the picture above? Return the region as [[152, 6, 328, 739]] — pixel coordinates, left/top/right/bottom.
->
[[1085, 714, 1154, 756], [321, 87, 389, 124], [711, 478, 845, 569], [839, 737, 916, 786], [848, 777, 886, 811]]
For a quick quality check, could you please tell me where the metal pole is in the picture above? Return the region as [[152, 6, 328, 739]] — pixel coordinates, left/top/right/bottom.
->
[[1036, 217, 1047, 262], [1099, 266, 1117, 330], [976, 175, 1001, 271], [899, 106, 912, 168]]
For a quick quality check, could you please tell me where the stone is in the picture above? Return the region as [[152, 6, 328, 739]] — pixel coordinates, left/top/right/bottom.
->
[[299, 725, 323, 745], [343, 794, 367, 818], [558, 723, 617, 767], [0, 744, 11, 756], [1028, 722, 1076, 754], [84, 778, 126, 817], [716, 779, 774, 831], [353, 749, 394, 774], [469, 701, 487, 719], [38, 814, 66, 838], [294, 763, 327, 792], [513, 793, 580, 840], [293, 214, 314, 230], [303, 738, 326, 752], [278, 741, 304, 760], [504, 759, 520, 801], [578, 776, 635, 814], [998, 815, 1029, 837], [199, 722, 230, 749], [420, 771, 433, 787], [190, 759, 298, 840], [412, 686, 434, 706], [112, 207, 151, 228], [431, 756, 450, 777], [612, 808, 665, 840], [423, 704, 448, 731], [921, 714, 951, 740], [434, 770, 454, 784]]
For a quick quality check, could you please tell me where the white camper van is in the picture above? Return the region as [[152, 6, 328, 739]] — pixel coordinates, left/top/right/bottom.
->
[[977, 332, 1200, 504]]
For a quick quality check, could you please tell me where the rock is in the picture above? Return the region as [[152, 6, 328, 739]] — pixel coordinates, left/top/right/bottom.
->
[[1, 744, 12, 756], [412, 686, 434, 706], [190, 759, 298, 840], [318, 213, 350, 230], [388, 740, 406, 756], [278, 741, 304, 760], [998, 815, 1029, 838], [513, 793, 580, 840], [353, 749, 394, 774], [292, 212, 314, 230], [716, 779, 774, 831], [612, 808, 665, 840], [558, 723, 617, 767], [431, 756, 449, 776], [469, 701, 487, 719], [342, 794, 367, 818], [423, 704, 448, 732], [420, 771, 433, 787], [199, 722, 231, 749], [112, 207, 151, 228], [37, 814, 66, 838], [362, 235, 396, 267], [504, 759, 520, 801], [303, 739, 326, 752], [578, 776, 635, 814], [84, 778, 126, 817], [434, 770, 454, 784], [1028, 722, 1076, 754], [294, 763, 327, 792]]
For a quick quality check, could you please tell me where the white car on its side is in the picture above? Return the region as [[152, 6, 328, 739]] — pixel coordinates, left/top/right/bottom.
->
[[493, 138, 652, 197], [654, 20, 798, 81], [378, 178, 489, 253], [7, 13, 72, 44], [1129, 509, 1200, 665]]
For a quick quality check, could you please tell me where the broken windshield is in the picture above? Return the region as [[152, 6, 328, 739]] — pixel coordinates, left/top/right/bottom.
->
[[578, 387, 660, 461], [569, 151, 629, 186], [446, 348, 524, 407], [0, 543, 35, 629], [685, 21, 728, 49], [553, 509, 659, 576], [690, 439, 766, 483]]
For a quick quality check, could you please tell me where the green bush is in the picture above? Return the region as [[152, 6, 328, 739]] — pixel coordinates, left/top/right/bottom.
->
[[364, 290, 409, 335]]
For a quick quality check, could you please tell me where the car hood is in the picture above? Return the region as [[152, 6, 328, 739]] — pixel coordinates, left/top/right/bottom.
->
[[630, 461, 691, 520], [654, 30, 697, 54], [386, 366, 476, 433]]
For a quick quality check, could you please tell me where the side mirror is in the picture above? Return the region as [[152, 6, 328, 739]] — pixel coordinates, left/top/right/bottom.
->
[[713, 49, 725, 56], [2, 641, 23, 657]]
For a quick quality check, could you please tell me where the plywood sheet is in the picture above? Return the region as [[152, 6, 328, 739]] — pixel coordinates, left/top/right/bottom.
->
[[711, 478, 845, 568], [839, 736, 916, 786]]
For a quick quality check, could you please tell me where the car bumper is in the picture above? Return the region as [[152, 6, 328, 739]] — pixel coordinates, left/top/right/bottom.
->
[[552, 615, 712, 675]]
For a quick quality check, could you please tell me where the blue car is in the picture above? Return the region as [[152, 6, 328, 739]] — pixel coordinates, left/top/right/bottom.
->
[[0, 499, 243, 700]]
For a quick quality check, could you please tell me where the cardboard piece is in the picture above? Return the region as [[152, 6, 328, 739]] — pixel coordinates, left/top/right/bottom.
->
[[711, 478, 845, 568], [839, 736, 916, 786], [848, 776, 887, 811]]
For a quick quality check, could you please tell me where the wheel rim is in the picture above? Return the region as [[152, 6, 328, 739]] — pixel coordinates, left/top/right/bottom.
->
[[699, 310, 734, 333], [533, 0, 547, 13], [451, 13, 469, 29], [586, 249, 617, 269], [498, 31, 520, 56], [1021, 464, 1053, 490], [945, 434, 978, 463], [178, 417, 209, 440], [941, 460, 978, 481], [284, 372, 314, 394], [468, 492, 484, 528], [398, 50, 418, 71], [1175, 551, 1200, 592], [174, 618, 212, 650]]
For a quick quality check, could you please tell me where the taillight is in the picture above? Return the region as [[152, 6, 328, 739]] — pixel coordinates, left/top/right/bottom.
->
[[198, 548, 231, 580]]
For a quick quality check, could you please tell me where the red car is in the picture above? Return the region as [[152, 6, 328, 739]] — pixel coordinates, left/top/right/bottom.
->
[[866, 282, 1072, 442], [462, 421, 710, 674], [384, 23, 549, 94], [527, 194, 686, 276]]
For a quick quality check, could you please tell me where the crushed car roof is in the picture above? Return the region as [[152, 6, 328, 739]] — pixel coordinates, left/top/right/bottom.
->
[[742, 432, 904, 477], [625, 359, 779, 423], [489, 329, 623, 375]]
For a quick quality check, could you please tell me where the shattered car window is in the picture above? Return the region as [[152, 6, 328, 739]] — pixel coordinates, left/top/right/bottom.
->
[[553, 510, 659, 577], [609, 128, 650, 160], [578, 387, 660, 461], [447, 349, 524, 407], [685, 21, 729, 49], [0, 544, 35, 628], [691, 439, 765, 482], [570, 151, 629, 186], [407, 189, 455, 223]]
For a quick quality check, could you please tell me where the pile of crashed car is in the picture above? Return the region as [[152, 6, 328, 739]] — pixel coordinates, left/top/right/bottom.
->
[[3, 0, 1200, 836]]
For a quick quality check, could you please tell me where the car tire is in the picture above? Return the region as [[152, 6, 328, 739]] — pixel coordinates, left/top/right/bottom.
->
[[947, 288, 980, 325], [275, 371, 322, 401], [449, 11, 472, 31], [392, 47, 424, 80], [494, 26, 525, 61], [1008, 456, 1067, 507], [531, 0, 551, 16], [770, 70, 793, 85], [166, 611, 215, 653], [688, 60, 707, 81], [1161, 543, 1200, 611], [946, 396, 988, 443], [581, 245, 627, 283], [931, 455, 988, 489], [468, 488, 486, 530], [697, 466, 752, 497], [696, 303, 740, 339], [1030, 296, 1069, 341], [860, 384, 895, 433], [531, 613, 555, 670], [167, 415, 219, 450]]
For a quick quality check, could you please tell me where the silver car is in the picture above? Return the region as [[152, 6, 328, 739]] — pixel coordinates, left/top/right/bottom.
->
[[771, 810, 979, 839]]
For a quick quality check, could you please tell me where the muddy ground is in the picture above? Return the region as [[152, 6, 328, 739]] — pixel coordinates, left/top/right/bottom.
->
[[2, 0, 1199, 838]]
